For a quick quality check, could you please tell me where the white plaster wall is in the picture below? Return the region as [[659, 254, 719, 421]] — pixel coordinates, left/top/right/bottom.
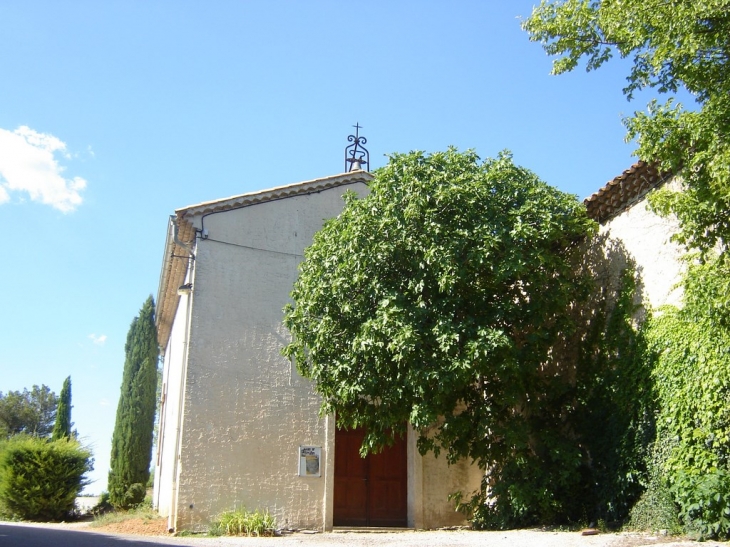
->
[[420, 451, 483, 528], [407, 427, 424, 528], [154, 286, 193, 519], [406, 426, 482, 529], [598, 181, 685, 310], [174, 183, 368, 531]]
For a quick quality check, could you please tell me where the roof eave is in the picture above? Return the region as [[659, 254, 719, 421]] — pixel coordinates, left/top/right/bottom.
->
[[584, 161, 672, 223], [155, 215, 196, 351]]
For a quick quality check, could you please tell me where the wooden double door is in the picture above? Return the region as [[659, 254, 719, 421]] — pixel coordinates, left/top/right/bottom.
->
[[333, 426, 407, 527]]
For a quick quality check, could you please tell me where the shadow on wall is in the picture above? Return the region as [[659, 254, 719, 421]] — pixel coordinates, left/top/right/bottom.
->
[[570, 232, 655, 522], [583, 232, 648, 324]]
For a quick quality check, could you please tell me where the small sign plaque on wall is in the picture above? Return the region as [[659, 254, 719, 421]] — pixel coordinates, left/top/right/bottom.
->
[[299, 446, 322, 477]]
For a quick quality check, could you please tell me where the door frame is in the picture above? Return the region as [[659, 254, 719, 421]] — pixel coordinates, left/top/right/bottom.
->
[[324, 418, 424, 530]]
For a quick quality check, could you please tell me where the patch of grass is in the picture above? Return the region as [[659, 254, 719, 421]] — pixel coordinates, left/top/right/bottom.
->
[[209, 508, 276, 537], [90, 503, 159, 528]]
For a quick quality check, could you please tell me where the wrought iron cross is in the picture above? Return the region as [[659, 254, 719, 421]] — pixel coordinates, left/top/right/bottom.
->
[[345, 123, 369, 172]]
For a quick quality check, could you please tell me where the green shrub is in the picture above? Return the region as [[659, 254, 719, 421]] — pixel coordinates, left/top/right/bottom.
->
[[627, 440, 682, 534], [456, 265, 654, 529], [109, 482, 146, 509], [0, 438, 8, 519], [209, 508, 276, 537], [628, 485, 680, 535], [0, 436, 92, 521]]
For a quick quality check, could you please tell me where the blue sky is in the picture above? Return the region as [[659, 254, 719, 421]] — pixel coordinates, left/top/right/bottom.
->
[[0, 1, 665, 494]]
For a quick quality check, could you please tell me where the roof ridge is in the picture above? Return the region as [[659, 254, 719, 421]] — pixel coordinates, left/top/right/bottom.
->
[[177, 171, 373, 218]]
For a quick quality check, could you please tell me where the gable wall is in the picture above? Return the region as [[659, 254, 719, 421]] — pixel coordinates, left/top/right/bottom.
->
[[172, 182, 368, 531]]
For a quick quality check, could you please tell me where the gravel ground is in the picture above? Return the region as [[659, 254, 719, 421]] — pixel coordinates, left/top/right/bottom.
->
[[4, 520, 726, 547]]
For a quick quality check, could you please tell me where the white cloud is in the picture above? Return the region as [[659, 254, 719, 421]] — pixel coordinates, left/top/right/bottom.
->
[[89, 333, 107, 346], [0, 125, 87, 212]]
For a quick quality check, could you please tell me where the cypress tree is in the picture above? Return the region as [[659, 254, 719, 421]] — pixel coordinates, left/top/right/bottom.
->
[[51, 376, 72, 441], [108, 296, 159, 508]]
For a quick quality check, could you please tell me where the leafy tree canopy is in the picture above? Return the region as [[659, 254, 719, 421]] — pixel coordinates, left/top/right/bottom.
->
[[284, 149, 596, 469], [0, 385, 57, 438], [523, 0, 730, 257]]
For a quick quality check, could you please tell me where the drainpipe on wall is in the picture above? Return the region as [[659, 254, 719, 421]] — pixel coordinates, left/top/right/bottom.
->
[[171, 214, 195, 259]]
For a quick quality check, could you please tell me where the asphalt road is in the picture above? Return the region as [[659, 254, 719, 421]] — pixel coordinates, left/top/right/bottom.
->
[[0, 524, 183, 547]]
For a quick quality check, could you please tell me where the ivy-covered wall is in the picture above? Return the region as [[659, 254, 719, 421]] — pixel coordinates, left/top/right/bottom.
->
[[637, 256, 730, 539], [588, 182, 730, 539]]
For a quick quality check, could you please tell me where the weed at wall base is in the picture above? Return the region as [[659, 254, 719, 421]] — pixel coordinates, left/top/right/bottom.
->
[[208, 508, 276, 537]]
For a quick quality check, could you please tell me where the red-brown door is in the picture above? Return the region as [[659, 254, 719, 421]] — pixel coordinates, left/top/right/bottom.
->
[[333, 426, 407, 527]]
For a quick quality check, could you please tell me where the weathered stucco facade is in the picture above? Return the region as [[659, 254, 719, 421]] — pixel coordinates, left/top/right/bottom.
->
[[153, 171, 482, 532]]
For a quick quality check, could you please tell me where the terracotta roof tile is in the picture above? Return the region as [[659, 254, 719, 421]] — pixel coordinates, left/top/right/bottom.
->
[[584, 161, 671, 223]]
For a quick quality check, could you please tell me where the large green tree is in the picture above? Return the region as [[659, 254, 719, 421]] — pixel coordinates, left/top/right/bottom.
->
[[0, 385, 57, 438], [51, 376, 72, 441], [523, 0, 730, 257], [108, 296, 159, 508], [284, 149, 613, 525]]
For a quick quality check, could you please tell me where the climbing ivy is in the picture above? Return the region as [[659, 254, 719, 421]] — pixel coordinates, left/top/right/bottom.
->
[[644, 256, 730, 539]]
